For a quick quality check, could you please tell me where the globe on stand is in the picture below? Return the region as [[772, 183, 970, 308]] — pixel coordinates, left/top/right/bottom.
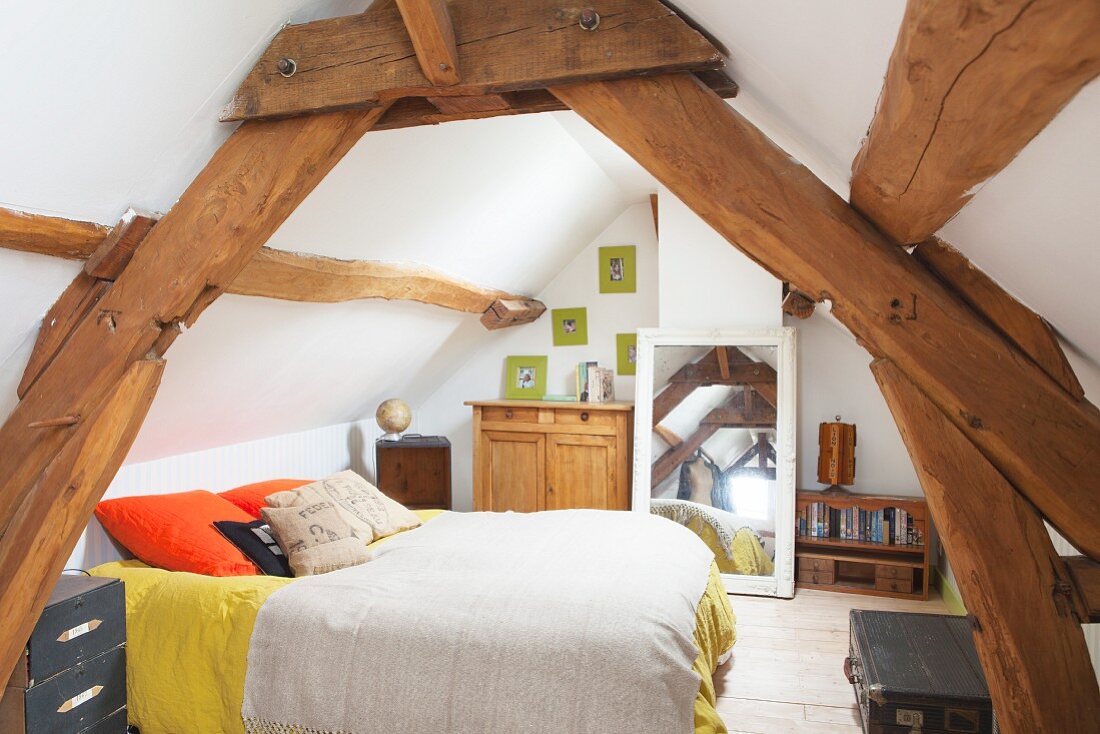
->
[[376, 398, 412, 442]]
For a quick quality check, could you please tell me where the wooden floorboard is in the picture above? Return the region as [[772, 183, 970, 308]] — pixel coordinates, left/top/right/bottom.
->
[[716, 587, 949, 733]]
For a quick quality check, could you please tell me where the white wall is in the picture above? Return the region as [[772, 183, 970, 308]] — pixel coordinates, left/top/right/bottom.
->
[[418, 202, 660, 509], [657, 188, 782, 330], [791, 312, 921, 496], [68, 415, 394, 570]]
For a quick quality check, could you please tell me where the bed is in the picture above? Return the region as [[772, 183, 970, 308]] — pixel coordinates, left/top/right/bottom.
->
[[90, 509, 736, 734], [651, 498, 774, 577]]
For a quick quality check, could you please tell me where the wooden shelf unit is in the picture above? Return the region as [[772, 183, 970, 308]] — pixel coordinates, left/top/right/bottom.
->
[[795, 490, 930, 601]]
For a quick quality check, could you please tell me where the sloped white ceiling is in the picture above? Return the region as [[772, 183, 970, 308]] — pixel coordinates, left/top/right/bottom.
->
[[1, 0, 1096, 464]]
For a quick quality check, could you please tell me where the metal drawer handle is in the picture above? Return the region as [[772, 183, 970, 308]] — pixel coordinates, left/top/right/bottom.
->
[[580, 412, 590, 421]]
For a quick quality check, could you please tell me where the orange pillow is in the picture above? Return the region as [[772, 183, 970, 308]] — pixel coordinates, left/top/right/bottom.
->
[[94, 490, 260, 576], [219, 479, 313, 519]]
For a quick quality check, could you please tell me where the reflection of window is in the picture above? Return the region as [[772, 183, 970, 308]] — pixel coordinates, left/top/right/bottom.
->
[[726, 476, 769, 519]]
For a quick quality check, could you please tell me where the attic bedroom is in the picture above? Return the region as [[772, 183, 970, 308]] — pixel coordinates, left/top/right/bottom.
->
[[1, 1, 1098, 733]]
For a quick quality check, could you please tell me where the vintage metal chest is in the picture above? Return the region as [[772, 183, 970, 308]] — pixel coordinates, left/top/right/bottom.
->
[[846, 610, 994, 734], [1, 575, 127, 733]]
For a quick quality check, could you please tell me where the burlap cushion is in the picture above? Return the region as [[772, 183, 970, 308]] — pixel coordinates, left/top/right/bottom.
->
[[265, 470, 421, 544], [261, 501, 369, 576]]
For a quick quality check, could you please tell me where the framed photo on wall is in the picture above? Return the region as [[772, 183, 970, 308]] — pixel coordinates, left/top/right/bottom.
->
[[616, 333, 638, 376], [599, 245, 637, 293], [504, 355, 548, 399], [551, 307, 588, 346]]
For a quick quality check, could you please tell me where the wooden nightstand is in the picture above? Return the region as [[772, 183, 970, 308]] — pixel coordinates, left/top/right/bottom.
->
[[376, 435, 452, 510]]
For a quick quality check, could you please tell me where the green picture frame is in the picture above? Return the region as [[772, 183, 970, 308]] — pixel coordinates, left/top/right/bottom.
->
[[504, 355, 548, 399], [551, 307, 588, 346], [599, 245, 637, 293], [616, 333, 638, 376]]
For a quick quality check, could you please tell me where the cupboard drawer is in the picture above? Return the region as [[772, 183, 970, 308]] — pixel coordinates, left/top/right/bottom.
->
[[481, 406, 538, 424], [798, 567, 835, 585], [554, 409, 616, 428], [800, 557, 836, 574], [875, 564, 914, 581], [1, 645, 126, 734], [9, 577, 124, 688], [874, 577, 914, 594]]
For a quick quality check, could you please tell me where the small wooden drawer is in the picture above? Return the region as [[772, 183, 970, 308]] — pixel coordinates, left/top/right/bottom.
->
[[482, 406, 538, 423], [800, 557, 836, 575], [875, 577, 914, 594], [554, 409, 616, 428], [875, 564, 914, 581], [798, 567, 836, 585]]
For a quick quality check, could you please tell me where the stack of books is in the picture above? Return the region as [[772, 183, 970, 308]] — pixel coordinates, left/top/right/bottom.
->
[[576, 361, 615, 403], [797, 502, 923, 546]]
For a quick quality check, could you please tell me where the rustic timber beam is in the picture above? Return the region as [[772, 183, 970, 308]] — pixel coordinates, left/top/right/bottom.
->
[[19, 210, 161, 399], [222, 0, 724, 122], [652, 423, 683, 449], [395, 0, 460, 85], [18, 274, 110, 399], [780, 290, 815, 320], [231, 247, 545, 324], [651, 391, 774, 487], [872, 359, 1100, 733], [0, 206, 108, 260], [373, 71, 736, 130], [1064, 556, 1100, 623], [0, 359, 163, 685], [669, 361, 774, 388], [550, 73, 1100, 559], [480, 298, 547, 331], [851, 0, 1100, 244], [0, 105, 392, 685], [0, 213, 545, 328], [913, 236, 1083, 400], [84, 209, 159, 280]]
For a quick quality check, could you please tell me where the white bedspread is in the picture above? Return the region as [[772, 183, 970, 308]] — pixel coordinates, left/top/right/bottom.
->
[[242, 510, 715, 734]]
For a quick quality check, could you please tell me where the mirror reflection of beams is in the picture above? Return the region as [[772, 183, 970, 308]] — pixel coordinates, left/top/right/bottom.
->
[[650, 344, 779, 579]]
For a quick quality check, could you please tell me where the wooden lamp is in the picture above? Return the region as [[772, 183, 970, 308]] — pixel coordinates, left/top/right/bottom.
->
[[817, 417, 856, 493]]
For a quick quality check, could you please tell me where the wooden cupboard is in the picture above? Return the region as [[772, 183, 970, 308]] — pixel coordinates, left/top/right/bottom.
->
[[467, 400, 634, 512]]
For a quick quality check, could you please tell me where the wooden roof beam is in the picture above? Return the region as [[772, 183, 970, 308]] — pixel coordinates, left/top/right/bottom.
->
[[0, 105, 392, 685], [0, 213, 545, 329], [373, 71, 737, 131], [222, 0, 724, 122], [873, 359, 1099, 732], [914, 236, 1083, 400], [550, 73, 1100, 559], [0, 206, 108, 260], [396, 0, 460, 85], [851, 0, 1100, 244]]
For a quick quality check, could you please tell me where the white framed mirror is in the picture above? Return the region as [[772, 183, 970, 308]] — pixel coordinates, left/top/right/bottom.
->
[[632, 328, 796, 597]]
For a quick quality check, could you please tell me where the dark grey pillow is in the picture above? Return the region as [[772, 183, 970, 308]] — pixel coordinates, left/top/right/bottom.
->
[[213, 520, 292, 577]]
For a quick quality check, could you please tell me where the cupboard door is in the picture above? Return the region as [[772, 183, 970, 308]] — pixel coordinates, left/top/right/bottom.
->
[[546, 434, 618, 510], [481, 431, 545, 512]]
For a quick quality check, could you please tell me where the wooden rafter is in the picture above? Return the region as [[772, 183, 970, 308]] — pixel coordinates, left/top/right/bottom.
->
[[0, 211, 545, 328], [873, 359, 1099, 732], [652, 423, 683, 449], [0, 104, 392, 684], [851, 0, 1100, 244], [0, 359, 163, 685], [0, 206, 108, 260], [651, 390, 775, 487], [396, 0, 460, 85], [550, 73, 1100, 561], [223, 0, 724, 122], [914, 236, 1083, 399], [1065, 556, 1100, 623], [84, 209, 159, 280], [231, 248, 544, 319]]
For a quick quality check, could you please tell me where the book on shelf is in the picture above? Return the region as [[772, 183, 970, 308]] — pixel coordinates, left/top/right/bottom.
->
[[575, 362, 615, 403], [797, 500, 923, 547]]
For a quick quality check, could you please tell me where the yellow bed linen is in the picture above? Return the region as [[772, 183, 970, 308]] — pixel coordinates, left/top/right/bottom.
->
[[91, 509, 736, 734]]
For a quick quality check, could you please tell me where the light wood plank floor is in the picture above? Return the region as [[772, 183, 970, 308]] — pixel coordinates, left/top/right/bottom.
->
[[714, 588, 949, 733]]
